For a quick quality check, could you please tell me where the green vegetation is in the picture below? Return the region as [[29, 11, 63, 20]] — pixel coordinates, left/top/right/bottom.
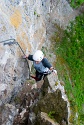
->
[[70, 0, 84, 8], [48, 111, 56, 119], [34, 11, 37, 15], [14, 96, 21, 104], [53, 14, 84, 124], [34, 11, 40, 17]]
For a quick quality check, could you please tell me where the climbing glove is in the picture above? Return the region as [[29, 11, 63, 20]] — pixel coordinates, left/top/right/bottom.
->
[[22, 55, 28, 59], [53, 69, 57, 74]]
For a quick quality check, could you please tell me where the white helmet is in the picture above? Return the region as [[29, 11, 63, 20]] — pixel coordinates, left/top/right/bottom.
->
[[33, 50, 44, 61]]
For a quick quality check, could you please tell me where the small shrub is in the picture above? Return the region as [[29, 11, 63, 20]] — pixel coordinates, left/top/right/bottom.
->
[[48, 111, 56, 119], [70, 0, 84, 8]]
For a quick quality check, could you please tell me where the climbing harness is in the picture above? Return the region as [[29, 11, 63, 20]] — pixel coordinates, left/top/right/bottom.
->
[[0, 39, 30, 79], [30, 70, 54, 81]]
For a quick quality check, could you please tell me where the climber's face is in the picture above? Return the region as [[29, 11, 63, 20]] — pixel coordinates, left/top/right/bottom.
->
[[35, 61, 41, 64]]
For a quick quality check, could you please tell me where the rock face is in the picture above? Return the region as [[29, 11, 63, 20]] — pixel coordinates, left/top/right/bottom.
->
[[0, 0, 46, 106], [0, 0, 75, 106], [12, 74, 68, 125], [33, 89, 68, 124], [0, 104, 17, 125]]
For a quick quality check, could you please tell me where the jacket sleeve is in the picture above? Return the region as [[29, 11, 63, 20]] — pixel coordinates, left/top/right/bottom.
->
[[28, 55, 34, 61], [42, 58, 52, 69]]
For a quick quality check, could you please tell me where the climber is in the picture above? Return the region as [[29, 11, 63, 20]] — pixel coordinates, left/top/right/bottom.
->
[[23, 50, 57, 81]]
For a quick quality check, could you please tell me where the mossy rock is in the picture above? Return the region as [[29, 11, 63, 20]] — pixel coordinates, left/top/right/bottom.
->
[[33, 89, 68, 124]]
